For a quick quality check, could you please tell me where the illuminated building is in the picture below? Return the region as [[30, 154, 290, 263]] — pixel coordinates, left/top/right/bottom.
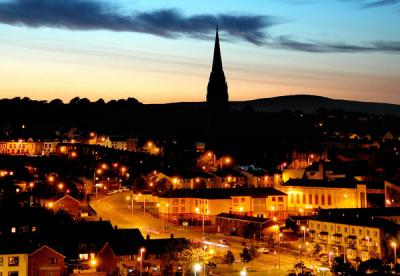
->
[[158, 188, 288, 224], [278, 178, 367, 214], [306, 210, 400, 261]]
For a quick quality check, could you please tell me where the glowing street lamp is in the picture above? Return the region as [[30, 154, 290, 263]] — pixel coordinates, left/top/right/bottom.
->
[[139, 247, 146, 276], [194, 263, 201, 276], [392, 241, 397, 265]]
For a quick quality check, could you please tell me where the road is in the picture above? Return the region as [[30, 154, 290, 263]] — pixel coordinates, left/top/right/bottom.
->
[[92, 192, 325, 275]]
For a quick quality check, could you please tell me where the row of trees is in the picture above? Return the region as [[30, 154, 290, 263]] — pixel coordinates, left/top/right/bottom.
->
[[289, 257, 400, 275]]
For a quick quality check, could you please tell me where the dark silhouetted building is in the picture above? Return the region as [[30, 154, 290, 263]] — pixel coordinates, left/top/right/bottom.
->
[[206, 27, 230, 152], [207, 27, 228, 112]]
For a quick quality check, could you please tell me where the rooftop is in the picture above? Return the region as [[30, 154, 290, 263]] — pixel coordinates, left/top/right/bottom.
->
[[283, 178, 361, 189], [159, 187, 286, 199], [217, 212, 273, 224]]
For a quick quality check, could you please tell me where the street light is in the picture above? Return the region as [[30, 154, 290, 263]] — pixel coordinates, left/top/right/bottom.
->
[[139, 247, 146, 276], [194, 263, 201, 276], [126, 195, 134, 213], [392, 241, 397, 265], [278, 233, 283, 270]]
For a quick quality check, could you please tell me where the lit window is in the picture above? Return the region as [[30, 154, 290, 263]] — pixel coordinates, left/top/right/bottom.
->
[[8, 257, 19, 266], [79, 254, 89, 260], [48, 257, 57, 264], [11, 227, 16, 233]]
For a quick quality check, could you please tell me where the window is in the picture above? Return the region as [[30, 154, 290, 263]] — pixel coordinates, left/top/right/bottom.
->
[[374, 231, 378, 237], [359, 228, 363, 235], [180, 199, 185, 204], [278, 197, 283, 202], [172, 199, 179, 205], [233, 198, 239, 205], [321, 195, 325, 205], [309, 194, 312, 204], [272, 197, 276, 202], [8, 272, 18, 276], [303, 194, 306, 204], [11, 227, 16, 233], [8, 257, 19, 266], [79, 254, 89, 260], [315, 195, 318, 205], [344, 227, 348, 233], [296, 194, 300, 204], [181, 207, 185, 212], [290, 194, 293, 204], [366, 230, 370, 236], [241, 197, 245, 203], [0, 257, 3, 266], [352, 228, 355, 234], [49, 257, 57, 264], [173, 207, 179, 213], [195, 200, 198, 206]]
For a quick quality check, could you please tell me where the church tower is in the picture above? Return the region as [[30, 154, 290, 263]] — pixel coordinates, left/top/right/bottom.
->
[[207, 27, 228, 112]]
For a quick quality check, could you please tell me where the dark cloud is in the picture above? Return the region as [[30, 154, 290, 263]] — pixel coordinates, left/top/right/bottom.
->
[[0, 0, 274, 44], [0, 0, 399, 54], [271, 36, 400, 53]]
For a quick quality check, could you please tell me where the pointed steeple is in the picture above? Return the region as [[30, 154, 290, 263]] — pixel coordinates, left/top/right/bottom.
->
[[206, 26, 228, 111], [212, 26, 223, 73]]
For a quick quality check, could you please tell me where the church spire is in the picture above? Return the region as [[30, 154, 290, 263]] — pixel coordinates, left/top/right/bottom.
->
[[212, 26, 223, 73], [206, 26, 228, 111]]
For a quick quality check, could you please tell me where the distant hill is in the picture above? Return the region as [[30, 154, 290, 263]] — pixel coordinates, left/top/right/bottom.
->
[[159, 95, 400, 115]]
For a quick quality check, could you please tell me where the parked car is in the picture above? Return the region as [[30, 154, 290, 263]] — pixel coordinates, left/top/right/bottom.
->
[[257, 247, 270, 254], [219, 239, 230, 245]]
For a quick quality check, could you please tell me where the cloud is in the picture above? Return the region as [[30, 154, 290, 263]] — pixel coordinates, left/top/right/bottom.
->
[[0, 0, 399, 54], [0, 0, 275, 44], [342, 0, 400, 8], [270, 36, 400, 53]]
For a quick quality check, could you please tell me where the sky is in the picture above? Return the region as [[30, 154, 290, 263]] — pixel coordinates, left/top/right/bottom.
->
[[0, 0, 399, 104]]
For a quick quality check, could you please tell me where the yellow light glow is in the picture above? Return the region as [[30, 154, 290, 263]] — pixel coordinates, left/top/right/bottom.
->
[[239, 206, 244, 212], [90, 258, 97, 267], [48, 202, 54, 208], [58, 183, 64, 190], [101, 163, 107, 169], [392, 241, 397, 248], [96, 169, 102, 174], [70, 151, 77, 157], [48, 176, 55, 182]]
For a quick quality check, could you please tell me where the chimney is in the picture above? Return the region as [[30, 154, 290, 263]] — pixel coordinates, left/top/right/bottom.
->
[[146, 234, 150, 240], [170, 234, 174, 239], [114, 225, 118, 230]]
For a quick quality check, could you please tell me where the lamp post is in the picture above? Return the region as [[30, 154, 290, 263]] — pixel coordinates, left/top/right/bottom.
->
[[194, 263, 201, 276], [299, 245, 302, 261], [139, 247, 145, 276], [278, 233, 282, 270], [392, 241, 397, 265], [126, 195, 134, 213]]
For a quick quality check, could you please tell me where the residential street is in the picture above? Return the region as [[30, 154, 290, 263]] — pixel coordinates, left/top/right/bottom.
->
[[92, 192, 314, 275]]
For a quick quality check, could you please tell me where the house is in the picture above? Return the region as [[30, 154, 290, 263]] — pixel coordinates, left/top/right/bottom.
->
[[216, 212, 276, 237], [158, 188, 288, 225], [144, 237, 188, 275], [28, 245, 65, 276], [306, 210, 400, 261], [110, 136, 128, 151], [107, 229, 145, 274], [46, 194, 81, 218], [239, 166, 276, 187], [213, 169, 247, 188], [0, 242, 28, 276]]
